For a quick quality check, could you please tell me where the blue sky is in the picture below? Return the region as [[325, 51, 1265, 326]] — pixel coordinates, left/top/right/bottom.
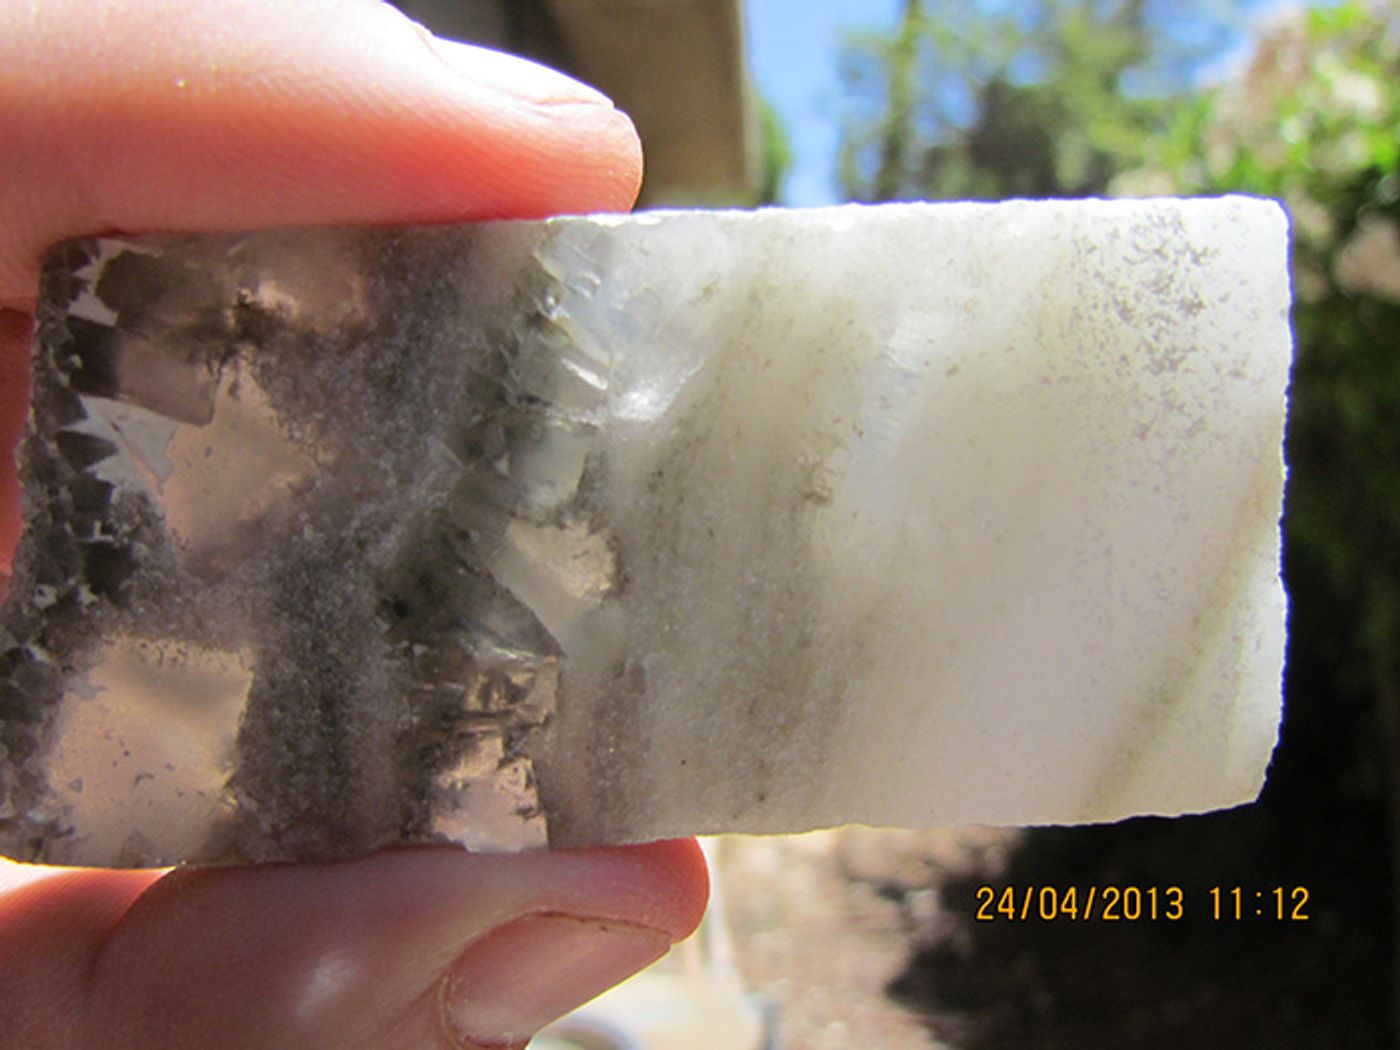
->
[[743, 0, 903, 206]]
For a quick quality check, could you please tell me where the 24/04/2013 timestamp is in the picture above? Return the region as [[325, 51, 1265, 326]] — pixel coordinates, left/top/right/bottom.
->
[[974, 885, 1311, 923]]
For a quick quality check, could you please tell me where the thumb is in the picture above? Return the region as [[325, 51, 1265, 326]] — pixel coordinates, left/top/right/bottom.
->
[[0, 841, 709, 1049]]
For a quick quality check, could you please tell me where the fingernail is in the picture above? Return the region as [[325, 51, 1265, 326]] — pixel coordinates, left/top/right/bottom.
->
[[441, 913, 671, 1047], [422, 34, 614, 107]]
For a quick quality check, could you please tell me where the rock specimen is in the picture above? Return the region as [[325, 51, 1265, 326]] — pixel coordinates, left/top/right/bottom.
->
[[0, 198, 1291, 867]]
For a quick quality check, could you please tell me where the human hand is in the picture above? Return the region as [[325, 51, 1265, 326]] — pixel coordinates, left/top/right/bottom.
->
[[0, 2, 708, 1047]]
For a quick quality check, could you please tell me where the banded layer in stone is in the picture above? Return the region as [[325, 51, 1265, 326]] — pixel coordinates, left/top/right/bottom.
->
[[0, 198, 1291, 867]]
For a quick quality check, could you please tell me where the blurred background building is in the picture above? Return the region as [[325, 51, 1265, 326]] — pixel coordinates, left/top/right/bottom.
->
[[393, 0, 762, 206]]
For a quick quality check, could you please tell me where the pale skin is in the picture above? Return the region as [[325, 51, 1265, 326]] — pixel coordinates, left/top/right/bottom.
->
[[0, 2, 709, 1047]]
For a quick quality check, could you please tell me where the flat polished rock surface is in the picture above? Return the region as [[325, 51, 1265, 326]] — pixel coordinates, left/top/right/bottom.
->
[[0, 199, 1291, 866]]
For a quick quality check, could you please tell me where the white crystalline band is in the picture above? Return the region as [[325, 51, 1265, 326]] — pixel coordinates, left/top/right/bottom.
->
[[541, 198, 1290, 842], [0, 197, 1291, 867]]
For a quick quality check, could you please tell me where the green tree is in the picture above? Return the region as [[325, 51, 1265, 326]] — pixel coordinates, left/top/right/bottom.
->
[[757, 95, 793, 205], [837, 0, 1235, 202]]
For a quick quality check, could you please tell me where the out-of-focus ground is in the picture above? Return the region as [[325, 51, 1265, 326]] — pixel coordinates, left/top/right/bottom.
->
[[718, 827, 1018, 1050], [557, 676, 1389, 1050], [717, 799, 1389, 1048]]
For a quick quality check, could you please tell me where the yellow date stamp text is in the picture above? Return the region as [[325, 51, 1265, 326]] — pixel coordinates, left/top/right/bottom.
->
[[973, 885, 1311, 923]]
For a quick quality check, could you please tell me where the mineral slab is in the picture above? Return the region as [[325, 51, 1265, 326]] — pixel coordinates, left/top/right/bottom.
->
[[0, 198, 1291, 867]]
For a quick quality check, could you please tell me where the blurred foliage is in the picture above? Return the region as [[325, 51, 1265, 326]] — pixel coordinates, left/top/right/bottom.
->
[[757, 95, 793, 205], [845, 0, 1400, 1041], [837, 0, 1245, 202]]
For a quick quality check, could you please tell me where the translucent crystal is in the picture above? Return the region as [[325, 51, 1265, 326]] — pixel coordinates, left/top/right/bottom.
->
[[0, 199, 1291, 866]]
